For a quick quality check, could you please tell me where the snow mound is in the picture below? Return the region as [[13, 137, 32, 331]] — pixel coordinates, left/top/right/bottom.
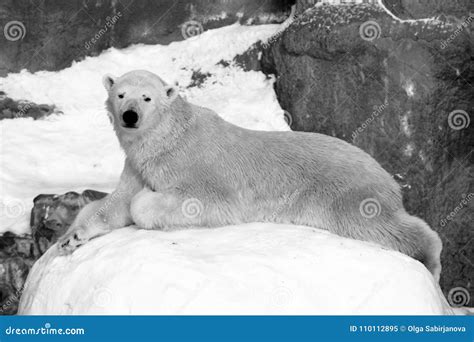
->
[[19, 223, 453, 315]]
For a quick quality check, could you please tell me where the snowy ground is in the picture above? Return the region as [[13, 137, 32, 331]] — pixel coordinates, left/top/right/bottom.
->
[[0, 23, 289, 235], [19, 224, 453, 315]]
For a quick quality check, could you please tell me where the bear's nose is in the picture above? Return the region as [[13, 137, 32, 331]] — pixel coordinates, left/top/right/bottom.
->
[[122, 110, 139, 127]]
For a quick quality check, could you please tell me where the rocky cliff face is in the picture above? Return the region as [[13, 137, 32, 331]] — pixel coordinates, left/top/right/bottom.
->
[[380, 0, 474, 20], [0, 233, 36, 315], [0, 0, 293, 76], [261, 3, 473, 305]]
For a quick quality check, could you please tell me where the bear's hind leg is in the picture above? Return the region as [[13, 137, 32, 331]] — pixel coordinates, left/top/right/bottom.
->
[[361, 210, 443, 281], [329, 188, 442, 281], [393, 212, 442, 281]]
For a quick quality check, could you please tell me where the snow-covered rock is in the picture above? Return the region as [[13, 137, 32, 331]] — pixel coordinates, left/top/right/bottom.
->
[[19, 223, 453, 315]]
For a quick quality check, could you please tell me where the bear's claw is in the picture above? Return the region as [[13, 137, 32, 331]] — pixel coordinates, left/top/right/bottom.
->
[[57, 227, 89, 254]]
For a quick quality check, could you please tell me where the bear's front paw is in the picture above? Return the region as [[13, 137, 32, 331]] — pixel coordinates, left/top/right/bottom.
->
[[57, 227, 90, 255], [130, 188, 164, 230]]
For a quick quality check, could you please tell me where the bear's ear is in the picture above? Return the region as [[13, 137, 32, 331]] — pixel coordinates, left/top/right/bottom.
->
[[164, 85, 178, 103], [102, 74, 116, 91]]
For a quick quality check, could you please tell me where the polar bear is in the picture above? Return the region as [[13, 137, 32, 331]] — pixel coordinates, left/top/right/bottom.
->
[[58, 70, 442, 280]]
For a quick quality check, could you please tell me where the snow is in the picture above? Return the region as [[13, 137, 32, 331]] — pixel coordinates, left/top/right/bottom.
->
[[0, 23, 289, 235], [19, 223, 453, 315]]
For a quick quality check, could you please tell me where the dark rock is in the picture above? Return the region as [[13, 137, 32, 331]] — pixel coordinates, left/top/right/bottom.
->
[[380, 0, 474, 21], [0, 93, 57, 120], [82, 189, 109, 202], [188, 69, 212, 88], [31, 190, 108, 254], [0, 189, 108, 315], [0, 234, 37, 315], [0, 282, 18, 315], [261, 4, 473, 305], [217, 60, 231, 68], [0, 0, 294, 76], [0, 232, 37, 260], [296, 0, 378, 15], [233, 41, 265, 72], [295, 0, 474, 20]]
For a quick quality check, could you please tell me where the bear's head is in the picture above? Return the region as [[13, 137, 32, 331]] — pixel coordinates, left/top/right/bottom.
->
[[103, 70, 178, 134]]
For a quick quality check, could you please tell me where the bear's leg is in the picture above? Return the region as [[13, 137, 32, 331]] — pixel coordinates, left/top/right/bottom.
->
[[328, 187, 442, 281], [130, 188, 197, 230], [392, 211, 442, 281], [58, 200, 115, 254], [130, 188, 166, 229], [335, 208, 442, 281], [58, 159, 144, 254]]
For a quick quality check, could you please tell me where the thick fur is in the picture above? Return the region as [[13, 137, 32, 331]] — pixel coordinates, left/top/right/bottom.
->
[[58, 70, 442, 280]]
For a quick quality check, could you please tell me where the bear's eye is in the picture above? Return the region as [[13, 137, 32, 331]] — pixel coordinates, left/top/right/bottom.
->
[[144, 97, 151, 102], [118, 94, 124, 99]]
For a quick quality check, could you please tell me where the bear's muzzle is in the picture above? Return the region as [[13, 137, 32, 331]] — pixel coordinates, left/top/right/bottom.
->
[[122, 110, 139, 128]]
